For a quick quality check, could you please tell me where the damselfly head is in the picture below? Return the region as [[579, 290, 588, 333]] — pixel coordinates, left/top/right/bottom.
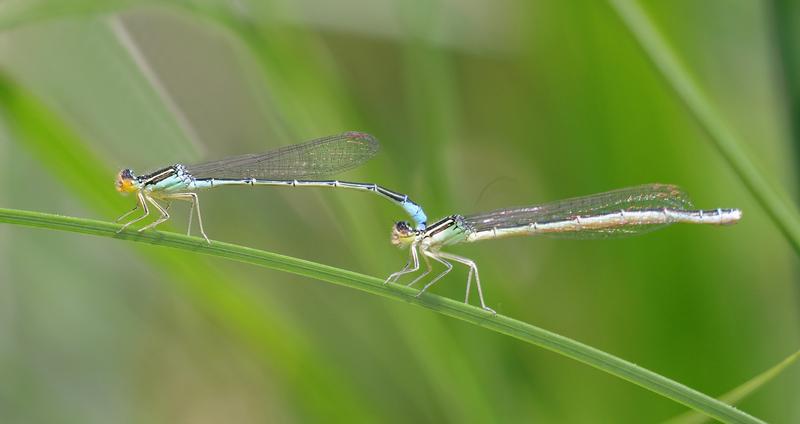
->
[[391, 221, 417, 247], [115, 169, 139, 194]]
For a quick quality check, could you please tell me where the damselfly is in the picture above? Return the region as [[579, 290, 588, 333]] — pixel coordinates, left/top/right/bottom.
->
[[385, 184, 741, 314], [115, 131, 428, 242]]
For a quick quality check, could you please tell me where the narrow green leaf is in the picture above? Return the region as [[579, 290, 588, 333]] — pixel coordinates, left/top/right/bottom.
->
[[609, 0, 800, 255], [770, 0, 800, 170], [0, 70, 375, 422], [0, 208, 765, 424], [666, 349, 800, 424]]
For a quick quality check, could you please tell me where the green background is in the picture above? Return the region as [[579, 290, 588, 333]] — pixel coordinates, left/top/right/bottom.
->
[[1, 0, 798, 422]]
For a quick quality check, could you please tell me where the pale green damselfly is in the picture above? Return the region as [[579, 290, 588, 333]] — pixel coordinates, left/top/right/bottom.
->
[[115, 132, 428, 242]]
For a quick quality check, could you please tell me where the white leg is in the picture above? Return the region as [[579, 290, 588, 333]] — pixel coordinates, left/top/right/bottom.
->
[[407, 252, 433, 287], [415, 249, 453, 297], [191, 193, 208, 243], [389, 255, 413, 283], [438, 252, 495, 314], [139, 196, 170, 232], [464, 267, 474, 304], [115, 203, 139, 223], [385, 241, 420, 284], [187, 198, 195, 235], [117, 192, 150, 233], [163, 193, 209, 243]]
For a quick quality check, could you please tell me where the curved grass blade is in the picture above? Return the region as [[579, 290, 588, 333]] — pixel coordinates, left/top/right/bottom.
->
[[0, 70, 375, 422], [0, 208, 765, 424], [609, 0, 800, 255], [665, 349, 800, 424]]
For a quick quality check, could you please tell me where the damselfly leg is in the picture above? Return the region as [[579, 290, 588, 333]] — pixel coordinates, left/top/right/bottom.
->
[[115, 203, 140, 223], [138, 196, 170, 232], [161, 192, 209, 243], [415, 249, 453, 297], [438, 251, 495, 314], [385, 241, 420, 285], [117, 192, 150, 233], [407, 252, 433, 287]]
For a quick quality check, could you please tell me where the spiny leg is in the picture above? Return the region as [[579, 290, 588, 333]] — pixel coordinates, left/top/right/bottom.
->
[[139, 196, 170, 232], [415, 249, 453, 298], [438, 251, 495, 314], [385, 241, 420, 285], [117, 192, 150, 233]]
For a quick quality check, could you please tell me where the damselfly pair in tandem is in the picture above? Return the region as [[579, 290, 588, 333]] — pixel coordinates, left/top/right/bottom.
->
[[115, 132, 741, 313]]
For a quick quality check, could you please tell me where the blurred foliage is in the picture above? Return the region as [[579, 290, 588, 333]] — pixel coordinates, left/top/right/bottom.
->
[[0, 0, 798, 422]]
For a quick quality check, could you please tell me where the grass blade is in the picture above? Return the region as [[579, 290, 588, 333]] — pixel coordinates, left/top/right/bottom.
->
[[665, 349, 800, 424], [769, 0, 800, 171], [0, 69, 375, 422], [609, 0, 800, 255], [0, 207, 765, 424]]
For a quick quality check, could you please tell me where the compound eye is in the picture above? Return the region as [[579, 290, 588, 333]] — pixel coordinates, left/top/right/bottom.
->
[[394, 221, 413, 235]]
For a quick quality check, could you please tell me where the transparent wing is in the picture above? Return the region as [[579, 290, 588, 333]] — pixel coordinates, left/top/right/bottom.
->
[[464, 184, 694, 239], [185, 131, 379, 180]]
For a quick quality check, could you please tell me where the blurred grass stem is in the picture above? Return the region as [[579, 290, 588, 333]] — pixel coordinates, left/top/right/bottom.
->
[[0, 207, 765, 424]]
